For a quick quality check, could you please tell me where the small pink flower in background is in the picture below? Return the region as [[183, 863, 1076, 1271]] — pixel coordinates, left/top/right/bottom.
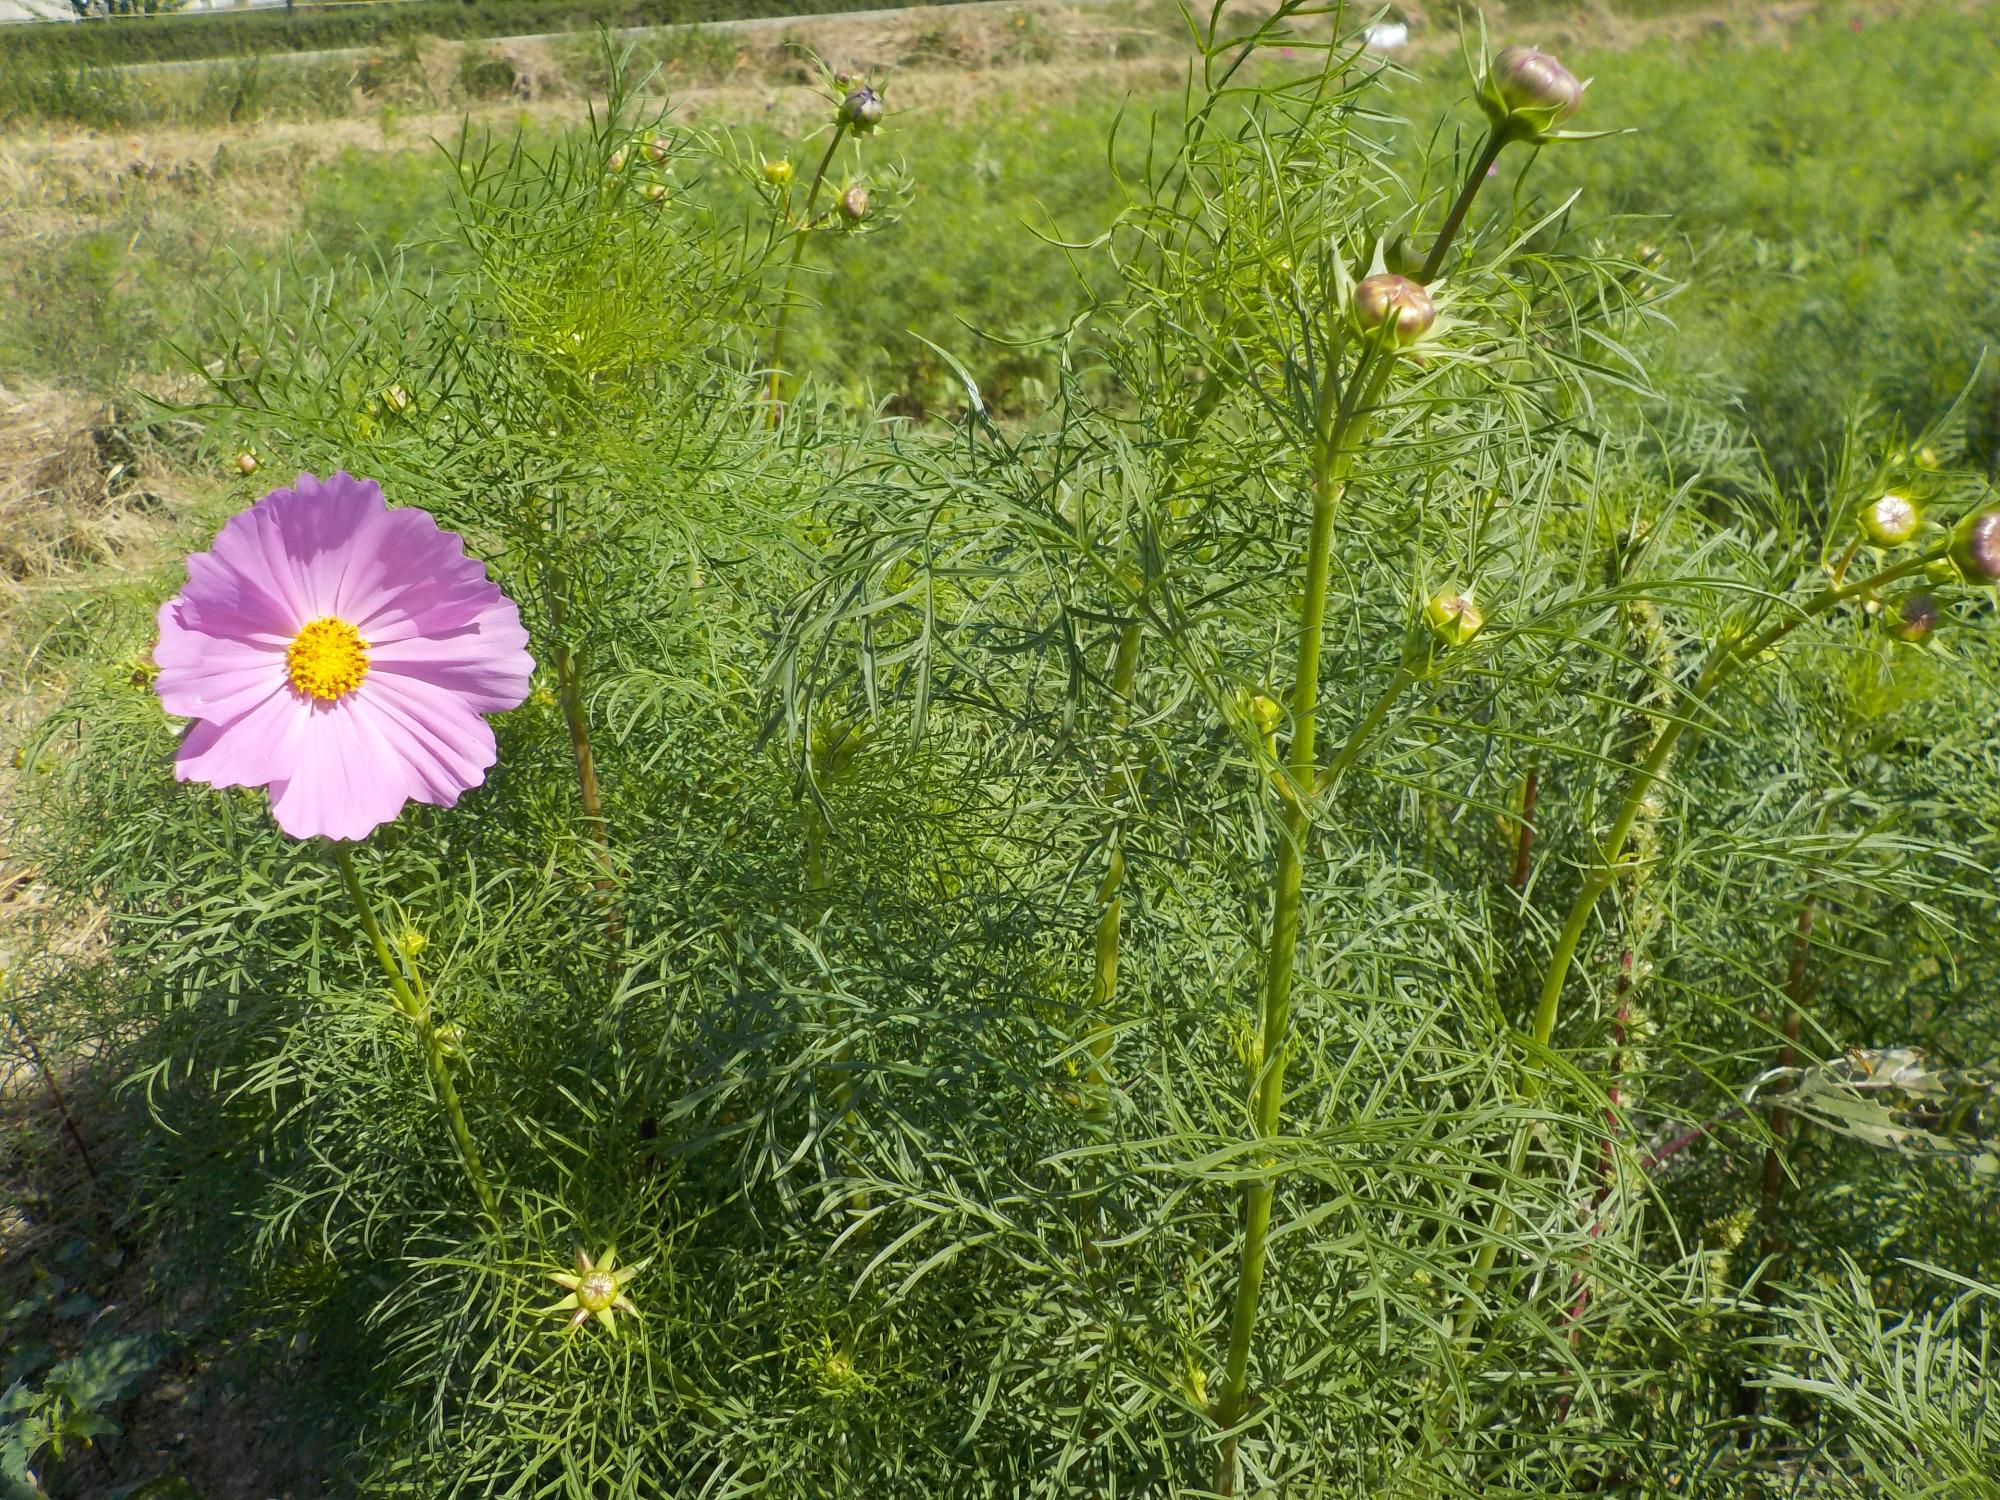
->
[[155, 472, 533, 841]]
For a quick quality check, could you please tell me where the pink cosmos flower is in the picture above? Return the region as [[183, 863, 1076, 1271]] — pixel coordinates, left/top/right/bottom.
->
[[154, 472, 534, 842]]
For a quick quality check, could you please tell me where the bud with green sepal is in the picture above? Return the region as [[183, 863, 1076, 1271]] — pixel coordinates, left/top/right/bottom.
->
[[1476, 43, 1602, 145], [1886, 592, 1939, 644], [838, 86, 884, 134], [1352, 274, 1436, 348], [1425, 589, 1485, 648], [1951, 510, 2000, 583], [763, 157, 794, 187], [838, 184, 870, 224], [1331, 240, 1460, 360], [1857, 492, 1921, 547]]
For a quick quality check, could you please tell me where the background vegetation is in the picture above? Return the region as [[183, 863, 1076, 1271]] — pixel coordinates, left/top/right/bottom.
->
[[2, 0, 1996, 1495]]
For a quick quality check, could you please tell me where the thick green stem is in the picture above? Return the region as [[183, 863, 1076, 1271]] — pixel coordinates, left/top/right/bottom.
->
[[1211, 352, 1395, 1489], [765, 122, 849, 421], [333, 844, 499, 1223], [1419, 131, 1506, 284], [1084, 618, 1147, 1113], [1454, 547, 1938, 1318]]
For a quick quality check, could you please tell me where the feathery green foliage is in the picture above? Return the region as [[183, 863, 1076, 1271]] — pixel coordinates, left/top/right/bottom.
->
[[6, 9, 1999, 1497]]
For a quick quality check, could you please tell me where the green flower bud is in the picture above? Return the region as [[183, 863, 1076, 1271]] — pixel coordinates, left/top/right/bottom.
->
[[1424, 590, 1485, 647], [1924, 556, 1962, 585], [607, 147, 628, 174], [1887, 592, 1939, 644], [763, 157, 794, 187], [1247, 694, 1282, 738], [1479, 45, 1584, 142], [1351, 273, 1436, 347], [396, 926, 427, 959], [1952, 510, 2000, 582], [235, 450, 260, 475], [838, 184, 870, 223], [839, 86, 884, 133], [643, 182, 670, 205], [1857, 492, 1920, 547], [647, 134, 671, 165], [383, 384, 411, 415]]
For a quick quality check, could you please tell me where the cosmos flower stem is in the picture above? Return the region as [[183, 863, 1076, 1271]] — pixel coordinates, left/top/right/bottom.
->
[[1448, 546, 1941, 1341], [332, 842, 500, 1223], [766, 120, 851, 422], [3, 1005, 98, 1184], [1419, 129, 1505, 284], [1211, 345, 1396, 1492]]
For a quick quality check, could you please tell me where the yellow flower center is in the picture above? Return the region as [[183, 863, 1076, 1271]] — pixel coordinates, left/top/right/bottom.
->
[[577, 1270, 618, 1311], [285, 616, 370, 702]]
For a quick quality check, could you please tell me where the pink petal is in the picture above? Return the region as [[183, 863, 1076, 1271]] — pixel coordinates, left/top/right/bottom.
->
[[174, 686, 311, 790], [154, 599, 289, 723], [352, 674, 499, 807], [266, 697, 416, 842]]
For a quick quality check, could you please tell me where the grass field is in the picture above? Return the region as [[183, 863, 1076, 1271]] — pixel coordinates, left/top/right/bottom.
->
[[2, 0, 1998, 1495]]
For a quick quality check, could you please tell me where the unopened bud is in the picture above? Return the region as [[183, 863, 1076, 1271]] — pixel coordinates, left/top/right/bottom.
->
[[1352, 273, 1436, 347], [647, 134, 671, 164], [235, 450, 259, 475], [608, 148, 628, 173], [838, 86, 884, 133], [383, 384, 411, 414], [833, 68, 855, 88], [1491, 46, 1581, 122], [643, 182, 670, 205], [1887, 592, 1938, 644], [838, 184, 870, 223], [763, 157, 794, 186], [1951, 510, 2000, 582], [1857, 492, 1920, 547], [1247, 694, 1282, 738], [1480, 45, 1584, 142], [1425, 590, 1485, 647], [397, 926, 427, 959]]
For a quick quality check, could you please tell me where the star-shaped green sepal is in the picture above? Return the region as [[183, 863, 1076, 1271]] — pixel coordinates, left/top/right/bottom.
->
[[544, 1246, 650, 1334]]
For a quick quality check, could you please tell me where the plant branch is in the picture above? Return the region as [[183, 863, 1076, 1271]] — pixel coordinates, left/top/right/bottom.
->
[[332, 843, 499, 1223]]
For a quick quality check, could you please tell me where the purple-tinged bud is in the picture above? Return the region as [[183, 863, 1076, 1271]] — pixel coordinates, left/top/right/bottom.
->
[[1492, 46, 1581, 120], [607, 147, 628, 173], [1887, 593, 1939, 644], [838, 184, 870, 223], [838, 86, 884, 133], [1480, 45, 1584, 142], [1857, 492, 1920, 547], [833, 68, 855, 89], [643, 182, 670, 205], [1352, 273, 1436, 347], [1424, 590, 1485, 647], [1951, 510, 2000, 582], [763, 157, 794, 187], [647, 134, 671, 165]]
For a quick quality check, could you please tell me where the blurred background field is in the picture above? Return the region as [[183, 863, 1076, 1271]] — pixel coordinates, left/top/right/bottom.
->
[[1, 0, 1995, 468]]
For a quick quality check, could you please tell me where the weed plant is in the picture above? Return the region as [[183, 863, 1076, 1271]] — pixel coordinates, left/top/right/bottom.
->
[[8, 7, 2000, 1497]]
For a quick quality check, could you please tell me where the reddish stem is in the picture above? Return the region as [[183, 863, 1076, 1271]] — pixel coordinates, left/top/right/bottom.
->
[[5, 1007, 99, 1183], [1510, 764, 1539, 890]]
